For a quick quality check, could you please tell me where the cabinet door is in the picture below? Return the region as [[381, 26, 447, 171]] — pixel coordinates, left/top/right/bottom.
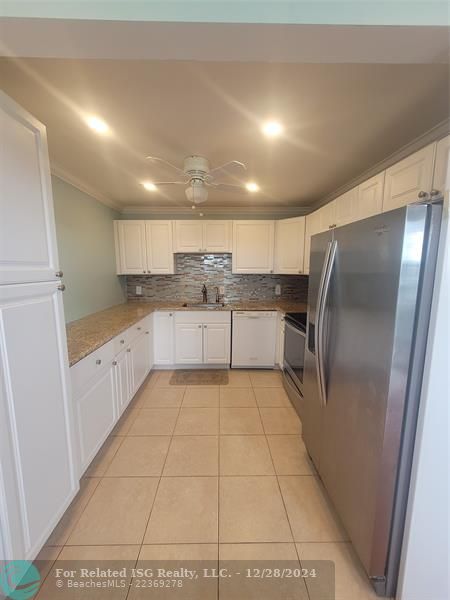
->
[[115, 221, 147, 274], [318, 200, 337, 231], [76, 365, 116, 474], [146, 221, 174, 274], [0, 281, 78, 559], [153, 312, 174, 365], [203, 221, 232, 252], [383, 144, 435, 212], [232, 221, 275, 273], [114, 349, 131, 417], [175, 323, 204, 364], [174, 221, 203, 253], [357, 172, 385, 221], [130, 331, 150, 393], [0, 91, 60, 285], [274, 217, 305, 274], [304, 210, 321, 275], [203, 323, 231, 364], [432, 135, 450, 195], [335, 189, 358, 227]]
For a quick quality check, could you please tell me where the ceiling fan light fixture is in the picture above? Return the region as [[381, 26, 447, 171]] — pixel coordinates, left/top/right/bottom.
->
[[86, 115, 109, 134], [246, 181, 260, 193], [142, 181, 157, 191], [185, 180, 208, 204], [262, 120, 284, 138]]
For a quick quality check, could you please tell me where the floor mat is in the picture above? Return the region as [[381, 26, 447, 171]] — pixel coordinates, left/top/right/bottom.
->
[[169, 370, 229, 385]]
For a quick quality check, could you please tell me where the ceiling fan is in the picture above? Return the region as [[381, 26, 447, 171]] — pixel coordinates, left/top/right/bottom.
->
[[145, 155, 254, 204]]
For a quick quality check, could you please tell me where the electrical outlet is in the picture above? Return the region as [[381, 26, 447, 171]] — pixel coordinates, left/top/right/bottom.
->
[[136, 285, 142, 296], [219, 286, 225, 295], [275, 284, 281, 296]]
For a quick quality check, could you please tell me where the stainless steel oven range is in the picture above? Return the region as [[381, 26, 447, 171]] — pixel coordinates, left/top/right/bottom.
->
[[282, 311, 306, 418]]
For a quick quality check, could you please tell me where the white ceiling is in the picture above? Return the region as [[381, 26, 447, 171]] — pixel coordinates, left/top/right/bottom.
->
[[0, 24, 448, 213]]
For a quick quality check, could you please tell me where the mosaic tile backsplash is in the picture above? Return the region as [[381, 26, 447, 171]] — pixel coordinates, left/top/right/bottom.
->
[[126, 254, 308, 303]]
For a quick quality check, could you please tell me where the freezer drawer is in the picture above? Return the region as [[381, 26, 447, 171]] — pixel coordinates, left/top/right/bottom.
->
[[231, 311, 277, 368]]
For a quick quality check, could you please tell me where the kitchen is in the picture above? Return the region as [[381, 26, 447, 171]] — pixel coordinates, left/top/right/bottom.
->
[[0, 8, 449, 600]]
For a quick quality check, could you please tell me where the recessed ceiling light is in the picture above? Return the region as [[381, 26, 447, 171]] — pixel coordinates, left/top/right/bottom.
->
[[262, 120, 284, 138], [142, 181, 157, 192], [86, 116, 109, 134], [246, 182, 260, 193]]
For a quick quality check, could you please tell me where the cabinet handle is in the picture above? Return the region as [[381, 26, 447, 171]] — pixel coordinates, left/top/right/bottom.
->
[[148, 270, 151, 274], [55, 270, 63, 278], [127, 348, 131, 353], [198, 248, 202, 252], [204, 325, 207, 328], [417, 190, 428, 199], [137, 327, 142, 330], [143, 270, 146, 273], [112, 360, 117, 366], [145, 331, 150, 334], [430, 189, 440, 197], [269, 269, 273, 273], [198, 324, 202, 328], [120, 339, 125, 344], [169, 313, 173, 317], [57, 284, 66, 292], [96, 359, 102, 365]]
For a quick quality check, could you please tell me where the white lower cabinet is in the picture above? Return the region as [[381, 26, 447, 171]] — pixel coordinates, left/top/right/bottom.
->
[[174, 312, 231, 365], [129, 330, 151, 393], [114, 348, 131, 417], [153, 311, 174, 365]]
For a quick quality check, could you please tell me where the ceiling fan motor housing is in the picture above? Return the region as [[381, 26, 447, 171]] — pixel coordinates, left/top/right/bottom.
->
[[183, 155, 210, 179]]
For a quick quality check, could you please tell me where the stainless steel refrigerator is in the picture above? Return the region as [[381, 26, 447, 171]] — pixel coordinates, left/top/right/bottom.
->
[[303, 200, 442, 597]]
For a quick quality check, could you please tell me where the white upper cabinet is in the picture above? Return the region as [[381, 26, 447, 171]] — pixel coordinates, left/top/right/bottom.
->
[[115, 221, 147, 274], [357, 172, 385, 221], [115, 220, 174, 274], [304, 210, 322, 275], [174, 220, 231, 253], [383, 143, 435, 212], [335, 188, 358, 227], [274, 217, 305, 274], [232, 220, 275, 273], [145, 221, 174, 274], [0, 91, 60, 284], [318, 200, 337, 231], [432, 135, 450, 195]]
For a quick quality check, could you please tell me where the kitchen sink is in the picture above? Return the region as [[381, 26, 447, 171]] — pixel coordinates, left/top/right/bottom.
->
[[182, 302, 225, 309]]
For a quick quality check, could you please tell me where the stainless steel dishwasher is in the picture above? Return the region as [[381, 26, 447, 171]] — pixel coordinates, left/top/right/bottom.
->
[[231, 311, 277, 368]]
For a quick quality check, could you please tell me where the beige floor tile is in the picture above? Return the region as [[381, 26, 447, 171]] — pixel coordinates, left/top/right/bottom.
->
[[140, 386, 185, 408], [67, 477, 158, 545], [183, 386, 220, 407], [267, 435, 315, 475], [163, 435, 219, 476], [33, 545, 63, 582], [144, 477, 218, 543], [219, 476, 292, 542], [254, 387, 292, 407], [38, 546, 140, 600], [260, 407, 302, 434], [174, 407, 219, 435], [110, 407, 141, 435], [83, 436, 124, 477], [297, 542, 380, 600], [249, 370, 283, 387], [221, 370, 252, 387], [45, 477, 101, 546], [279, 476, 348, 542], [219, 542, 298, 560], [139, 543, 218, 561], [153, 370, 175, 387], [220, 388, 256, 407], [220, 436, 274, 475], [220, 408, 263, 434], [128, 408, 179, 435], [105, 436, 171, 477]]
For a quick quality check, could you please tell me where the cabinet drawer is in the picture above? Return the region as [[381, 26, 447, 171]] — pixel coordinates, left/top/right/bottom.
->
[[175, 311, 231, 324], [70, 339, 115, 397]]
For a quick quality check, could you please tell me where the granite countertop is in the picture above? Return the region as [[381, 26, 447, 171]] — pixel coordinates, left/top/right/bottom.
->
[[66, 300, 308, 367]]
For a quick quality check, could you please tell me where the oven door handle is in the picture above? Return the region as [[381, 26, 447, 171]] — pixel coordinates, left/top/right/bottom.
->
[[316, 240, 337, 406]]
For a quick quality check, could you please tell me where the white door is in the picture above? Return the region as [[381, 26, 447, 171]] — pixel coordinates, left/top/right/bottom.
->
[[203, 323, 231, 364], [0, 281, 78, 559], [115, 221, 147, 274], [175, 323, 204, 364], [203, 221, 232, 252], [274, 217, 305, 274], [232, 221, 275, 273], [0, 91, 61, 285], [432, 135, 450, 195], [357, 172, 385, 221], [130, 331, 150, 392], [383, 143, 435, 212], [146, 221, 174, 274], [153, 312, 174, 365], [174, 221, 203, 252], [304, 210, 321, 275], [114, 349, 131, 417], [335, 189, 358, 227]]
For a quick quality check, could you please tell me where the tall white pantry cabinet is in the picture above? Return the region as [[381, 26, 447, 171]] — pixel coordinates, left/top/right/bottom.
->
[[0, 92, 78, 560]]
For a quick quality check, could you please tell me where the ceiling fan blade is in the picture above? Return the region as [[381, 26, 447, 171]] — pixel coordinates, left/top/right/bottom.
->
[[152, 181, 188, 186], [208, 160, 247, 179], [145, 156, 186, 177], [207, 182, 247, 193]]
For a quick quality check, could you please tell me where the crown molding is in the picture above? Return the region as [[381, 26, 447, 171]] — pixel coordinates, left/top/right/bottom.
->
[[313, 118, 450, 211], [119, 205, 310, 217], [50, 162, 122, 212]]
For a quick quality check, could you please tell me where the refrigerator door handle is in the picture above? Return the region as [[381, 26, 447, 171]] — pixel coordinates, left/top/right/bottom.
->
[[317, 240, 337, 406], [314, 240, 332, 405]]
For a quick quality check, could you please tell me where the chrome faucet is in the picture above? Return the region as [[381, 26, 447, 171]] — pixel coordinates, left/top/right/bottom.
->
[[215, 287, 220, 303], [201, 284, 208, 303]]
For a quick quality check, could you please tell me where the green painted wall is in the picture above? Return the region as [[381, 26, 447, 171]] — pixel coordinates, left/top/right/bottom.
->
[[52, 176, 125, 323]]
